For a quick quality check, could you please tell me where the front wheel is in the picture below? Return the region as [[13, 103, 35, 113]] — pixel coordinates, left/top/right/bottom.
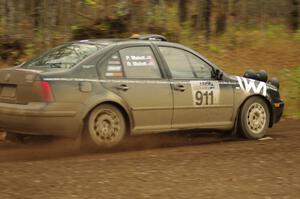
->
[[239, 97, 270, 139], [84, 104, 126, 149]]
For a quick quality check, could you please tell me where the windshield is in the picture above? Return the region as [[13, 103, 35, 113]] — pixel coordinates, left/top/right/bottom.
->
[[22, 43, 102, 69]]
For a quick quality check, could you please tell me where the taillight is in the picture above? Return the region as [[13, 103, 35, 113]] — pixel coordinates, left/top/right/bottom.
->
[[40, 81, 54, 102]]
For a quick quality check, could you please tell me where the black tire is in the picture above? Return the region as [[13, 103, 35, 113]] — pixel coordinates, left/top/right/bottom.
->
[[239, 97, 270, 139], [83, 104, 126, 149]]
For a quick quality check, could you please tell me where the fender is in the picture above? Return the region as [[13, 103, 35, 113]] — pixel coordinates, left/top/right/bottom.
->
[[232, 76, 274, 128], [80, 88, 134, 130]]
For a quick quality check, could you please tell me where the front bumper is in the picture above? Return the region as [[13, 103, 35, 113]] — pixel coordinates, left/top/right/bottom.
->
[[272, 100, 284, 124], [0, 102, 83, 137]]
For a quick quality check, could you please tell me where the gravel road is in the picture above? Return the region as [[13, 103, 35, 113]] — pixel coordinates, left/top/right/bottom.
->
[[0, 119, 299, 199]]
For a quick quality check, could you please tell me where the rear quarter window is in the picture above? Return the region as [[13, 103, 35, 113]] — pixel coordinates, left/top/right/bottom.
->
[[104, 53, 125, 78]]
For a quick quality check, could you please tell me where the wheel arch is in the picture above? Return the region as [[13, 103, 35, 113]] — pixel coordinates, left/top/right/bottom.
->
[[81, 95, 134, 135], [235, 94, 274, 128], [85, 101, 132, 134]]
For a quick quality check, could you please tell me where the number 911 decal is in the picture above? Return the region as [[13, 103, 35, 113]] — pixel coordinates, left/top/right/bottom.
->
[[191, 81, 220, 106]]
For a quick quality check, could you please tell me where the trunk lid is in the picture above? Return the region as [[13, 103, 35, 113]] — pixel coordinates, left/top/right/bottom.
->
[[0, 68, 47, 104]]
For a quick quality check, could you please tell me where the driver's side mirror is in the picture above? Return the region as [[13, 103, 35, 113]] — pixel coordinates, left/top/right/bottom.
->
[[215, 69, 223, 80]]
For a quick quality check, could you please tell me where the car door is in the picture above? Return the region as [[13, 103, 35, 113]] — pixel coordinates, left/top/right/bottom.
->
[[100, 45, 173, 133], [158, 46, 234, 129]]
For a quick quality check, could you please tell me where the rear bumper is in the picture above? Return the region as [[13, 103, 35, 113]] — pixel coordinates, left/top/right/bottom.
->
[[272, 100, 284, 124], [0, 102, 83, 137]]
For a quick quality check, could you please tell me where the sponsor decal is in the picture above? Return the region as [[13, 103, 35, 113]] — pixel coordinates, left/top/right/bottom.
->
[[125, 55, 155, 67], [107, 66, 122, 72], [108, 61, 121, 65], [82, 65, 95, 69], [236, 76, 267, 96], [190, 81, 220, 106], [105, 54, 124, 77], [105, 72, 124, 77], [125, 55, 152, 61], [112, 55, 119, 59]]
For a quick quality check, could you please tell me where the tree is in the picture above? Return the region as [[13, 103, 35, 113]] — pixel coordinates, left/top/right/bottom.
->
[[203, 0, 212, 42], [150, 0, 159, 6], [289, 0, 299, 31], [4, 0, 16, 35], [0, 0, 6, 28], [215, 0, 228, 35], [178, 0, 187, 23]]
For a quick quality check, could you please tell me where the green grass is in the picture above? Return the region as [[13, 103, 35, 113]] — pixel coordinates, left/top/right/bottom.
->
[[284, 112, 300, 119], [279, 66, 300, 117]]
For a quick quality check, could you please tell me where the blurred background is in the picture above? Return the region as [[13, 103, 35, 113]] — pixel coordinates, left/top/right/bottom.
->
[[0, 0, 299, 117]]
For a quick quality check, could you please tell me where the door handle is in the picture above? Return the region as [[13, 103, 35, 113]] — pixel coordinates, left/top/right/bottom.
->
[[115, 84, 129, 91], [173, 84, 186, 92]]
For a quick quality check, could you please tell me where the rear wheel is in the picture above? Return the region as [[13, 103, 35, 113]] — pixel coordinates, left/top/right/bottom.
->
[[84, 104, 126, 149], [239, 97, 270, 139]]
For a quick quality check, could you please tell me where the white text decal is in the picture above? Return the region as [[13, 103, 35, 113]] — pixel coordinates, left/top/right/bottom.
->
[[236, 76, 267, 96]]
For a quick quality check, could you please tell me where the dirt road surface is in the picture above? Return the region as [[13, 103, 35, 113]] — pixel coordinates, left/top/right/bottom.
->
[[0, 119, 299, 199]]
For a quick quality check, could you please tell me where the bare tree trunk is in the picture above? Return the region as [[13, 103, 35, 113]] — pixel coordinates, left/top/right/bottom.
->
[[178, 0, 187, 23], [129, 0, 145, 32], [63, 0, 72, 33], [259, 0, 265, 31], [203, 0, 212, 43], [32, 0, 42, 32], [161, 0, 167, 29], [0, 0, 6, 28], [105, 0, 110, 18], [194, 0, 203, 31], [6, 0, 16, 36], [216, 0, 228, 35], [240, 0, 248, 25], [149, 0, 160, 18], [228, 0, 239, 27], [150, 0, 159, 5], [289, 0, 299, 31]]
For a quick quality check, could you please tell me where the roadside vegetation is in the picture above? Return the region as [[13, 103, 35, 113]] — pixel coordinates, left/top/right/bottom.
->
[[280, 66, 300, 118]]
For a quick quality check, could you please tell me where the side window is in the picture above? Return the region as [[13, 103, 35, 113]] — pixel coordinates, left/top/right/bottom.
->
[[159, 47, 212, 79], [104, 53, 125, 78], [119, 47, 162, 79], [159, 47, 194, 79], [186, 52, 212, 79]]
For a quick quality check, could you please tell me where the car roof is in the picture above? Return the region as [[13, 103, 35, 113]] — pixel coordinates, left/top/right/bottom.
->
[[73, 38, 188, 54], [74, 38, 178, 46], [72, 34, 182, 48]]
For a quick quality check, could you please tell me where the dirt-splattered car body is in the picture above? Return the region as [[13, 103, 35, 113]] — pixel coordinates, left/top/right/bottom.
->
[[0, 35, 284, 146]]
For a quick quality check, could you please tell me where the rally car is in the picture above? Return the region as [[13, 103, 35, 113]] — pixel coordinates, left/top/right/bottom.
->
[[0, 34, 284, 148]]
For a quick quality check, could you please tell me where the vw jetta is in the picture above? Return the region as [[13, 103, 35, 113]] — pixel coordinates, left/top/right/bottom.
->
[[0, 35, 284, 148]]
